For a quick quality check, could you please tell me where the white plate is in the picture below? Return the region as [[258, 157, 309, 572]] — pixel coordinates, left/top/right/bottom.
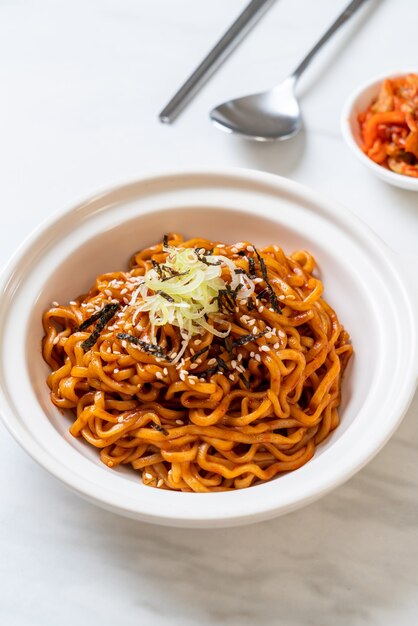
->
[[0, 169, 417, 527]]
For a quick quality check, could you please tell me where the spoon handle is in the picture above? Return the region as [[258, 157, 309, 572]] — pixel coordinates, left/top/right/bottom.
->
[[159, 0, 277, 124], [291, 0, 370, 81]]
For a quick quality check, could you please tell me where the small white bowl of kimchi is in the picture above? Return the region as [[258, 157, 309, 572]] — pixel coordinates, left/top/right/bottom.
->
[[341, 71, 418, 190], [0, 169, 417, 527]]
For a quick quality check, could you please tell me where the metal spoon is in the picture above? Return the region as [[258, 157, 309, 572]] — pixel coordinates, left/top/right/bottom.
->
[[210, 0, 370, 141]]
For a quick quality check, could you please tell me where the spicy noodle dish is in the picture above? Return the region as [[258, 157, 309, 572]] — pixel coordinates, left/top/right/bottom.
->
[[42, 234, 352, 492]]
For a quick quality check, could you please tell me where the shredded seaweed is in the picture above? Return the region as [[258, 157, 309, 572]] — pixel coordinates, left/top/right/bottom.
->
[[257, 288, 269, 301], [248, 256, 257, 279], [199, 364, 219, 377], [190, 345, 210, 363], [194, 247, 221, 266], [78, 302, 119, 332], [215, 356, 229, 374], [150, 423, 168, 435], [224, 336, 234, 355], [116, 332, 170, 360], [254, 248, 280, 313], [160, 269, 189, 282], [156, 290, 175, 303], [239, 372, 250, 389], [232, 329, 268, 348], [152, 259, 164, 280], [80, 303, 121, 351]]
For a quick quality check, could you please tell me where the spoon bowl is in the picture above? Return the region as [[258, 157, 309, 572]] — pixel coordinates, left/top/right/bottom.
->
[[210, 0, 370, 141], [210, 78, 301, 141]]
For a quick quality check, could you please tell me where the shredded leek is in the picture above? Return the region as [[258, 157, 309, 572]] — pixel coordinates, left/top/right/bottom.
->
[[134, 246, 255, 359]]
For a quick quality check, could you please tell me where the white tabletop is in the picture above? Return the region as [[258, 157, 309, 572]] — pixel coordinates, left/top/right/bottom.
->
[[1, 1, 417, 624]]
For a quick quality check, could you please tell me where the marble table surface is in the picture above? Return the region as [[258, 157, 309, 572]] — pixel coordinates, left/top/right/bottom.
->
[[0, 1, 417, 624]]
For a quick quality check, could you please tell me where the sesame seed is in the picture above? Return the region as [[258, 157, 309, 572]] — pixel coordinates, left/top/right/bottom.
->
[[107, 346, 112, 353], [260, 345, 270, 352], [208, 358, 217, 366], [273, 342, 280, 349], [171, 352, 178, 358], [238, 353, 243, 362], [114, 368, 119, 373], [144, 472, 152, 481], [252, 326, 258, 334], [53, 336, 60, 345], [217, 244, 225, 248], [247, 245, 254, 252], [163, 368, 168, 376], [199, 378, 205, 382], [120, 288, 128, 295], [123, 297, 129, 304], [248, 319, 255, 326], [188, 378, 196, 385], [157, 479, 164, 488], [231, 247, 238, 253], [269, 308, 274, 312], [52, 301, 59, 307], [265, 332, 272, 339], [255, 354, 261, 362], [122, 340, 127, 348], [104, 289, 112, 297], [190, 363, 198, 369], [278, 330, 286, 338], [235, 307, 239, 313], [250, 352, 255, 358], [175, 419, 184, 425], [69, 300, 77, 306], [254, 278, 263, 284], [194, 339, 202, 346], [231, 360, 237, 368], [229, 374, 235, 381], [258, 306, 264, 313], [117, 416, 124, 423], [155, 371, 163, 380], [114, 350, 120, 355], [190, 348, 195, 355]]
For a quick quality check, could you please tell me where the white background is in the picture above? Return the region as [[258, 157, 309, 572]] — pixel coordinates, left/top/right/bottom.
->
[[0, 1, 417, 625]]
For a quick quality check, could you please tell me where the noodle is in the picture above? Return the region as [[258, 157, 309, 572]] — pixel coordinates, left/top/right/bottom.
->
[[42, 234, 352, 492]]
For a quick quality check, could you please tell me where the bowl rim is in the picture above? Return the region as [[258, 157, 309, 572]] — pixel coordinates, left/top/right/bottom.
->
[[0, 168, 417, 527], [341, 69, 418, 188]]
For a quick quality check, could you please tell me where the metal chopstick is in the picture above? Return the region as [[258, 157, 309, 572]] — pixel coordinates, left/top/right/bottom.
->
[[159, 0, 277, 124]]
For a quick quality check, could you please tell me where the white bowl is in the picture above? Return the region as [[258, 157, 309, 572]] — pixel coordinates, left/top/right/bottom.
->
[[0, 169, 417, 527], [341, 71, 418, 191]]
